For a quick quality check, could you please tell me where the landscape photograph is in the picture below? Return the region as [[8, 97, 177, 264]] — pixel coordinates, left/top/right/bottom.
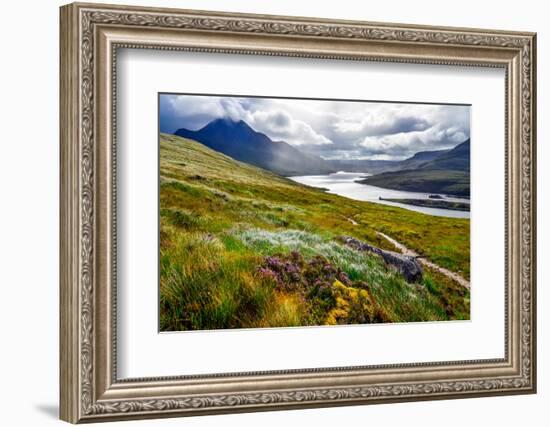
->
[[158, 93, 471, 332]]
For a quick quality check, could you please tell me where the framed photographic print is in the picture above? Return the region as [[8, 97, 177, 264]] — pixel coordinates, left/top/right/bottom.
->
[[60, 2, 537, 423]]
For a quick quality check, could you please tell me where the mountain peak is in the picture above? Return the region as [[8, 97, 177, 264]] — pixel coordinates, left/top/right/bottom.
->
[[209, 117, 246, 126], [173, 118, 334, 176], [201, 117, 254, 133]]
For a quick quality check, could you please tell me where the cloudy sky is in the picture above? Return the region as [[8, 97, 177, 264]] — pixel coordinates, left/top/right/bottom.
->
[[159, 94, 470, 161]]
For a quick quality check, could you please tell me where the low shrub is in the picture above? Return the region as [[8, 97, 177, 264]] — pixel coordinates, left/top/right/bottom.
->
[[256, 251, 381, 325]]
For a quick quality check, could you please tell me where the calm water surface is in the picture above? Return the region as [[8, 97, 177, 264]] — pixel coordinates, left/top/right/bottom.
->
[[289, 172, 470, 219]]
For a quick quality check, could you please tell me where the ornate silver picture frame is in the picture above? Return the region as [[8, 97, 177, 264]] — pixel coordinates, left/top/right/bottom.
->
[[60, 2, 536, 423]]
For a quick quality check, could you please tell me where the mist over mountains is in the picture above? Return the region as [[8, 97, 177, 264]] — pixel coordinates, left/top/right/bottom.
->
[[326, 148, 452, 174]]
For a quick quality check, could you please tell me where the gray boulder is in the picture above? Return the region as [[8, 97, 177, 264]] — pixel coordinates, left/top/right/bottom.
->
[[340, 236, 423, 283]]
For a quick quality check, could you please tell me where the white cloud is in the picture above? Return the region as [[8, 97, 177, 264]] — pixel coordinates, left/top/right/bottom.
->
[[360, 124, 467, 159], [167, 95, 254, 125], [160, 94, 470, 160], [250, 110, 332, 145]]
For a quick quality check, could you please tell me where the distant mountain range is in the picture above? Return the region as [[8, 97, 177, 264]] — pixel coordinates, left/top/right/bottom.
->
[[417, 139, 470, 172], [174, 118, 334, 176], [357, 140, 470, 196], [326, 148, 451, 174], [173, 118, 470, 196]]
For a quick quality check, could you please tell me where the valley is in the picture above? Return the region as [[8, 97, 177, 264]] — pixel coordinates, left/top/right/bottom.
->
[[159, 133, 470, 331], [175, 118, 471, 198]]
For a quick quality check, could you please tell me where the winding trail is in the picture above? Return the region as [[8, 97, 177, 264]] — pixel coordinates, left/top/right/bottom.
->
[[376, 231, 470, 289], [346, 216, 359, 226]]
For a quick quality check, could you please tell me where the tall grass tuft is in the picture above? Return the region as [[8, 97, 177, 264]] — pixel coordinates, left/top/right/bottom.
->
[[160, 230, 305, 330]]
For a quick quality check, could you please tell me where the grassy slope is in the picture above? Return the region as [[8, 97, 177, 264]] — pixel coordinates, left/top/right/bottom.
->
[[159, 133, 470, 331]]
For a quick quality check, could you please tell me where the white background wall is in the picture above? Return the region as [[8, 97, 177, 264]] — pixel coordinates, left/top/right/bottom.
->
[[0, 0, 546, 425]]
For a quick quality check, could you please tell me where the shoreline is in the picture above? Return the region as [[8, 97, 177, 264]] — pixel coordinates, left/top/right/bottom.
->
[[378, 197, 470, 212]]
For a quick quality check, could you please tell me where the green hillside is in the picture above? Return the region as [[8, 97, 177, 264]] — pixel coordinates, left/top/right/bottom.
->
[[362, 169, 470, 197], [159, 133, 470, 331]]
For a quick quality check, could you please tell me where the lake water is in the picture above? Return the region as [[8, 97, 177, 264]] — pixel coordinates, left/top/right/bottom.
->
[[289, 172, 470, 219]]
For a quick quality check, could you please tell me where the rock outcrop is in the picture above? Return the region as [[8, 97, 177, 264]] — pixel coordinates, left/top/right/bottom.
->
[[340, 236, 423, 283]]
